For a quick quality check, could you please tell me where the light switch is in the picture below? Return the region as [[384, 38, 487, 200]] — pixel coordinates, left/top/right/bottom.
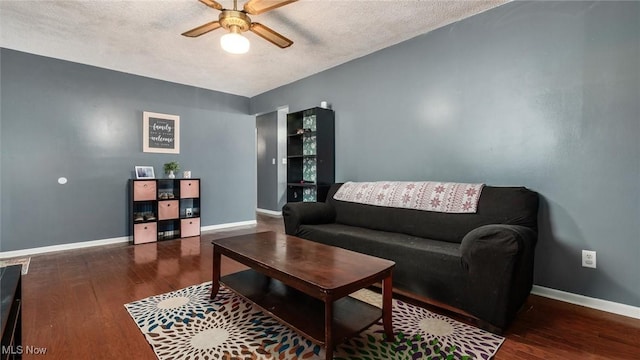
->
[[272, 158, 276, 165]]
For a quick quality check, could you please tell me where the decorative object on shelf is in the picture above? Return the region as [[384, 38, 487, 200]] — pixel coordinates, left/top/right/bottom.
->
[[133, 212, 157, 222], [302, 114, 316, 131], [183, 171, 192, 178], [320, 101, 328, 108], [303, 157, 316, 182], [159, 192, 175, 199], [302, 135, 316, 155], [164, 161, 180, 179], [135, 166, 155, 179], [143, 111, 180, 154], [303, 187, 317, 202]]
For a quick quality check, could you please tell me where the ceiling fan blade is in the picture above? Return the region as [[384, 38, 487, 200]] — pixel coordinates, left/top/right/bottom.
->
[[250, 23, 293, 48], [182, 21, 221, 37], [243, 0, 297, 15], [198, 0, 224, 11]]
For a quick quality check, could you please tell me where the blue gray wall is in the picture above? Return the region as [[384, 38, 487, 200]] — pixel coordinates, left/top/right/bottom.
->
[[251, 1, 640, 307], [0, 48, 256, 251]]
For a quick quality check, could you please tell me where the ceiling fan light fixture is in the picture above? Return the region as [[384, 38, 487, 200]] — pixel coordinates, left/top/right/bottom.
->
[[221, 26, 250, 54], [182, 0, 296, 51]]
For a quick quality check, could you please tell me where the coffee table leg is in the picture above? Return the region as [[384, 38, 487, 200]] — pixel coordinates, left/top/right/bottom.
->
[[382, 274, 394, 341], [324, 300, 333, 360], [211, 247, 221, 299]]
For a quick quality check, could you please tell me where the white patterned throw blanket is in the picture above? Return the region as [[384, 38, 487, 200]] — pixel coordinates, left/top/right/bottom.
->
[[333, 181, 485, 213]]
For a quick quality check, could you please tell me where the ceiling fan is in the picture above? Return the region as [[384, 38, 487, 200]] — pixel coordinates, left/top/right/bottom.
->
[[182, 0, 297, 54]]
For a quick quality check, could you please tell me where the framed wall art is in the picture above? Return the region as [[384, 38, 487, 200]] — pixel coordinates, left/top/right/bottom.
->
[[135, 166, 155, 179], [143, 111, 180, 154]]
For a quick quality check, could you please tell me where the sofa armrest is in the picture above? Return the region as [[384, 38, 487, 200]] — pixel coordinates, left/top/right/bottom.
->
[[459, 224, 537, 329], [460, 224, 536, 272], [282, 202, 336, 235]]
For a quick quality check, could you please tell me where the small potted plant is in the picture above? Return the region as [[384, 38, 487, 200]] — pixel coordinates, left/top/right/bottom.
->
[[163, 161, 179, 179]]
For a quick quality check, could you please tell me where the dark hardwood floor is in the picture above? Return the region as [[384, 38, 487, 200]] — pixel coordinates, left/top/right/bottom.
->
[[18, 214, 639, 359]]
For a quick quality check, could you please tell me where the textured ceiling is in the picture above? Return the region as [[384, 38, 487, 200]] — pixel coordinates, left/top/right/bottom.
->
[[0, 0, 507, 97]]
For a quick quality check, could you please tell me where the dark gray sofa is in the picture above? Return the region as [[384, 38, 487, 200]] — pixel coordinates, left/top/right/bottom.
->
[[282, 183, 539, 333]]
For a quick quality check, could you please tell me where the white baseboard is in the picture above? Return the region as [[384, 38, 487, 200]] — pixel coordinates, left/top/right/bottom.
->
[[0, 236, 130, 259], [200, 220, 257, 232], [531, 285, 640, 319], [256, 208, 282, 217], [0, 220, 258, 259]]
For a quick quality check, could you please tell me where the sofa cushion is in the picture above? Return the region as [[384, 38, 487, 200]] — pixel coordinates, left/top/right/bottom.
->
[[327, 184, 538, 243], [297, 223, 468, 308]]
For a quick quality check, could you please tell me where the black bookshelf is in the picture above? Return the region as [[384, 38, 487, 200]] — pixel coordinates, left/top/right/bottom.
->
[[286, 107, 335, 202]]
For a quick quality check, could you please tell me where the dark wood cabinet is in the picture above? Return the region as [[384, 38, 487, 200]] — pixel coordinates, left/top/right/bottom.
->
[[287, 107, 335, 202], [130, 179, 201, 244], [1, 265, 22, 360]]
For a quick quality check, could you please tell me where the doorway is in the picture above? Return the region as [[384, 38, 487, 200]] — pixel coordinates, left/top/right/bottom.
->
[[256, 107, 288, 215]]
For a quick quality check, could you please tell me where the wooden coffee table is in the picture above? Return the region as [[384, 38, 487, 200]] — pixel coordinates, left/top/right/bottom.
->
[[211, 231, 395, 360]]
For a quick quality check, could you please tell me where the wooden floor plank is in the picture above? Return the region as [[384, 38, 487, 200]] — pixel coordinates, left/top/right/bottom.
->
[[16, 214, 640, 359]]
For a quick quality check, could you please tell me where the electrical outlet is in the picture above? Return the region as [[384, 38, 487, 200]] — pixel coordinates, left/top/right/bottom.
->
[[582, 250, 596, 268]]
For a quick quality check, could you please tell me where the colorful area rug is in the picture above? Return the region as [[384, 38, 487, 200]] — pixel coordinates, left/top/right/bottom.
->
[[125, 282, 504, 360], [0, 257, 30, 275]]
